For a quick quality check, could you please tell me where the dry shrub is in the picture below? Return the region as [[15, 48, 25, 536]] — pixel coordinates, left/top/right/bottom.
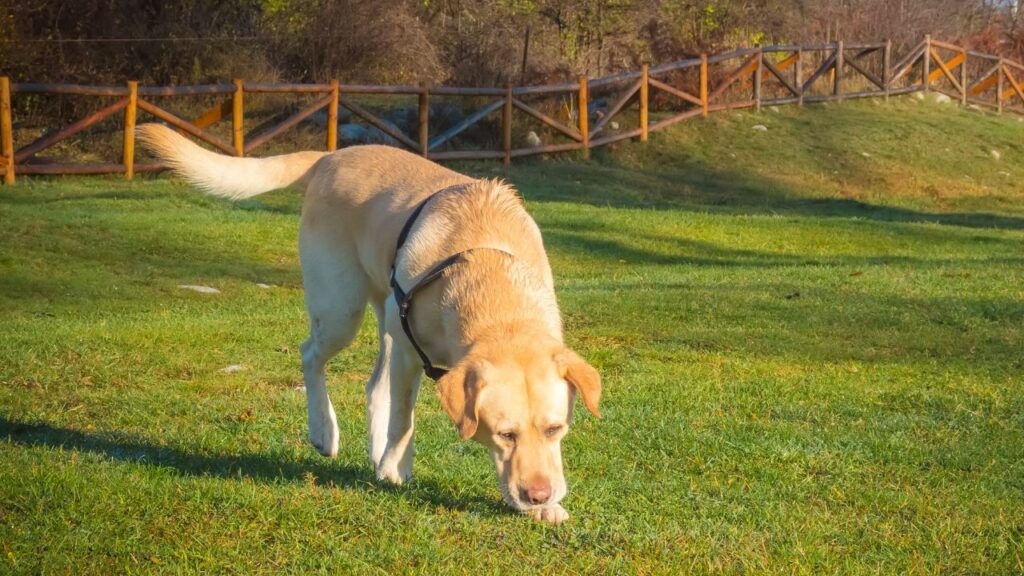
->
[[270, 0, 448, 84]]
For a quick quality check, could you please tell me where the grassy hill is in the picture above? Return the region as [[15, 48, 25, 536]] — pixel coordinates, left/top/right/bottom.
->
[[1, 97, 1022, 574], [518, 95, 1024, 217]]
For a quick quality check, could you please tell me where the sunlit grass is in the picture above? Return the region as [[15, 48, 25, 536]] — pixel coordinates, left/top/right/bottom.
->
[[1, 98, 1022, 574]]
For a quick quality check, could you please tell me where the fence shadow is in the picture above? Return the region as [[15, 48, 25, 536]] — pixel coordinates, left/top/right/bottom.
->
[[0, 417, 508, 517], [543, 226, 1024, 269], [511, 155, 1024, 232]]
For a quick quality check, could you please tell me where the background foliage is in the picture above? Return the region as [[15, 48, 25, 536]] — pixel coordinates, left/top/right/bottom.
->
[[1, 0, 1021, 87]]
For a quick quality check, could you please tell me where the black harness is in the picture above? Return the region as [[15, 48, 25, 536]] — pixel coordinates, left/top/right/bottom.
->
[[389, 191, 512, 380]]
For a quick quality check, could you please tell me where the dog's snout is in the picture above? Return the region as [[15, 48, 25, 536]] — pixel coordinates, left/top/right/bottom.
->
[[521, 481, 552, 505]]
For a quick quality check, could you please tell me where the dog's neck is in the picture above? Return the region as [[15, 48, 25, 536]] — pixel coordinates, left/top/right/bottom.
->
[[440, 249, 563, 361], [400, 179, 562, 371]]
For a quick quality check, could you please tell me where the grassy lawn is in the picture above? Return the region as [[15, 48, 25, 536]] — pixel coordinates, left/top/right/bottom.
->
[[1, 98, 1022, 574]]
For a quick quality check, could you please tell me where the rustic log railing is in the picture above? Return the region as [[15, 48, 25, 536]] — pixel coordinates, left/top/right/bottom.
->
[[1, 34, 1022, 184]]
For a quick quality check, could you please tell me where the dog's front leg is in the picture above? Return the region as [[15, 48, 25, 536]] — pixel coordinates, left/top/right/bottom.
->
[[375, 343, 421, 484], [368, 298, 423, 484]]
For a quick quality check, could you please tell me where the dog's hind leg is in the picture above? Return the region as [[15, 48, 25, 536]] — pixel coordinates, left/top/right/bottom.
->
[[366, 298, 392, 468], [300, 234, 368, 459], [366, 296, 423, 484]]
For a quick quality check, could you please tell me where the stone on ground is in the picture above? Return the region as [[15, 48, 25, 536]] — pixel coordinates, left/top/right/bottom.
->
[[178, 285, 220, 294]]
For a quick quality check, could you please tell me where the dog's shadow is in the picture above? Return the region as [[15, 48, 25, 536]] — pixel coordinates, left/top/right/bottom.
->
[[0, 418, 508, 518]]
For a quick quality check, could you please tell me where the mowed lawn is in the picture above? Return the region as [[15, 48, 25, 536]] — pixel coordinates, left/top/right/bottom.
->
[[1, 99, 1023, 574]]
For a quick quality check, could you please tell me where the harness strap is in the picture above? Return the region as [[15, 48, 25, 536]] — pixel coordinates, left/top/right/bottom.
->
[[391, 250, 473, 380], [394, 197, 431, 259], [390, 192, 512, 380]]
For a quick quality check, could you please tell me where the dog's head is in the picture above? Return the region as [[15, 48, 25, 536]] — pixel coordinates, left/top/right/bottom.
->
[[437, 342, 601, 512]]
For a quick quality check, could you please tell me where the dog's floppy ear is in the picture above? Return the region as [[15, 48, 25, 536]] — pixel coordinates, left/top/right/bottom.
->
[[437, 361, 485, 440], [556, 348, 602, 418]]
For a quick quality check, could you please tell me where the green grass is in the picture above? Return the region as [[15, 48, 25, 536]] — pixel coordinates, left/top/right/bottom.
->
[[1, 98, 1023, 574]]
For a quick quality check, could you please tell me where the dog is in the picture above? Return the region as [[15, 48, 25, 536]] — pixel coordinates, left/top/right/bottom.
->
[[137, 124, 601, 523]]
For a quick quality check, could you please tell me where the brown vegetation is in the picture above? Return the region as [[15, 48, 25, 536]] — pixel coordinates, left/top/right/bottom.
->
[[1, 1, 1019, 87]]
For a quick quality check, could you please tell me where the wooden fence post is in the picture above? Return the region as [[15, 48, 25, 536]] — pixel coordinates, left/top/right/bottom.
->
[[883, 40, 892, 100], [796, 47, 804, 106], [232, 79, 244, 156], [834, 40, 844, 100], [960, 50, 968, 106], [998, 58, 1004, 114], [328, 79, 339, 152], [923, 35, 931, 92], [700, 53, 709, 117], [419, 82, 429, 157], [1, 77, 13, 185], [640, 64, 649, 142], [123, 81, 137, 180], [503, 83, 512, 168], [754, 48, 764, 111], [579, 76, 589, 160]]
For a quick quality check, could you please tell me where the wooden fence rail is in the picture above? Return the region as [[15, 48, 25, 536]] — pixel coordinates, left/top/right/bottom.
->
[[1, 34, 1022, 184]]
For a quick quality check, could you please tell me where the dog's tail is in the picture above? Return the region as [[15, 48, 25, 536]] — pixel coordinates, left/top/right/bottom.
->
[[136, 123, 327, 200]]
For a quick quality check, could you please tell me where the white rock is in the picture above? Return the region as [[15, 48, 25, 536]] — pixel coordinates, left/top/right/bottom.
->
[[178, 285, 220, 294], [932, 93, 952, 104], [914, 92, 925, 100], [752, 124, 768, 132], [861, 152, 871, 158], [998, 170, 1011, 177], [990, 149, 1002, 161], [610, 121, 619, 130], [218, 364, 244, 374], [256, 283, 273, 289], [968, 104, 982, 111], [525, 131, 542, 147]]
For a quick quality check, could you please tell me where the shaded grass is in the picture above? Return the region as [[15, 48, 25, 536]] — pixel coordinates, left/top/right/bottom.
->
[[1, 98, 1023, 574]]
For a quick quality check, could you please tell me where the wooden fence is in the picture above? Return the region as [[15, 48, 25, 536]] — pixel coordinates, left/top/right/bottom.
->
[[1, 34, 1022, 184]]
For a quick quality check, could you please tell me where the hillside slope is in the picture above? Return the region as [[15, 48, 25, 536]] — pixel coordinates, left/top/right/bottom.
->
[[506, 96, 1024, 227]]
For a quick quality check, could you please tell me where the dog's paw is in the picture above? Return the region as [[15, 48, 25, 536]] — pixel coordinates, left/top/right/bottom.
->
[[308, 408, 339, 458], [376, 461, 412, 485], [528, 504, 570, 524], [375, 442, 415, 485]]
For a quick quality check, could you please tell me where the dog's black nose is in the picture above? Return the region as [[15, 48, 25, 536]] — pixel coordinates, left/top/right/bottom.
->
[[521, 482, 552, 505]]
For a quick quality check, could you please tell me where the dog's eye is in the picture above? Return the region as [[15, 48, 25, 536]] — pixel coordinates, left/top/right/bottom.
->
[[544, 425, 563, 438], [498, 431, 517, 443]]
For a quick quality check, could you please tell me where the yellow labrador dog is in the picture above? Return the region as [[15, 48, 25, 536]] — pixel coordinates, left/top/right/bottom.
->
[[138, 124, 600, 523]]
